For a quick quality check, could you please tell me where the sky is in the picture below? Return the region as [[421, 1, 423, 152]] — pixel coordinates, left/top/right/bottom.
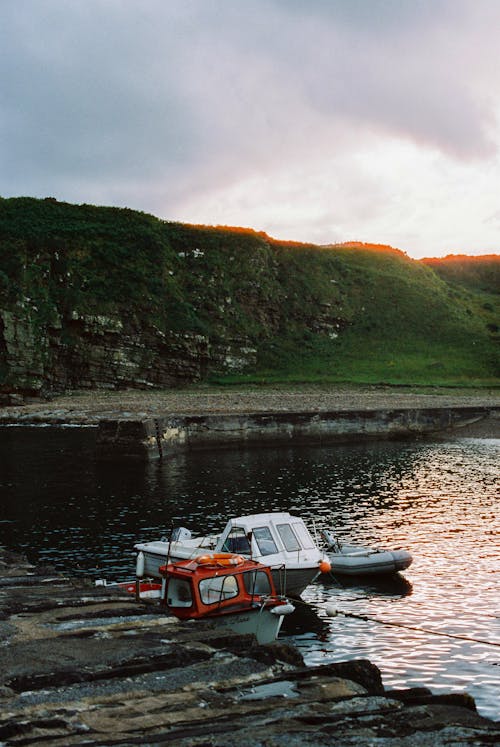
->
[[1, 0, 500, 259]]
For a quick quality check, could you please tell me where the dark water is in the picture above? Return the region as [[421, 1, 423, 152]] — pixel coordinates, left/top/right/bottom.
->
[[0, 427, 498, 719]]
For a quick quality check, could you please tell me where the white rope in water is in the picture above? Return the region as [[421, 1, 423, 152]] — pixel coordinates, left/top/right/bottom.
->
[[325, 573, 500, 621], [325, 606, 500, 648]]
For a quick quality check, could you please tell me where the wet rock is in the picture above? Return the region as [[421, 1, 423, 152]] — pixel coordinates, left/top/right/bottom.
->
[[307, 659, 385, 695], [218, 637, 305, 667]]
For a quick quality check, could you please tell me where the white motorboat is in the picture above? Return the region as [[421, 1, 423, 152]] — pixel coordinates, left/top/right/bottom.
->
[[322, 530, 412, 576], [135, 512, 331, 598]]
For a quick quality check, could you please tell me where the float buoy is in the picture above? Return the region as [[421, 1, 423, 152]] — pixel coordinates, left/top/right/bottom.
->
[[136, 551, 145, 578], [319, 559, 331, 574], [195, 553, 245, 567]]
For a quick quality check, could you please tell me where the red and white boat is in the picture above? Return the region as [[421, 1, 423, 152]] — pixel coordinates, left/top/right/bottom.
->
[[157, 552, 295, 644], [135, 512, 331, 598]]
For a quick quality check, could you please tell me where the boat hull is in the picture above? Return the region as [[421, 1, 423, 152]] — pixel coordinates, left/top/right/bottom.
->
[[202, 606, 287, 644], [327, 546, 412, 576], [269, 566, 320, 598]]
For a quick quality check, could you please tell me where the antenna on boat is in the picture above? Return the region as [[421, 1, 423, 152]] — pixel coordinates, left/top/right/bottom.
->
[[312, 518, 321, 547], [166, 523, 174, 567], [160, 524, 175, 603], [279, 564, 286, 597]]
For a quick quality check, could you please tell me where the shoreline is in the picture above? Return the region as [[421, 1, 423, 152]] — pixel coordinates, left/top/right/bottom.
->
[[1, 386, 498, 458], [1, 383, 499, 421]]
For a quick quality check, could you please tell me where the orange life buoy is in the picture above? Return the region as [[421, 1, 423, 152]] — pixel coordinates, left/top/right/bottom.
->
[[195, 553, 245, 567], [194, 554, 212, 565]]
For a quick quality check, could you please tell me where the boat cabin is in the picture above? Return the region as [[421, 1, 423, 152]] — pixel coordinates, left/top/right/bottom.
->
[[215, 512, 319, 560], [159, 554, 279, 620], [134, 511, 329, 598]]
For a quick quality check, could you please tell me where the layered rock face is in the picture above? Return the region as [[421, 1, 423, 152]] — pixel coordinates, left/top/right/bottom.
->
[[0, 308, 211, 394], [0, 292, 343, 395]]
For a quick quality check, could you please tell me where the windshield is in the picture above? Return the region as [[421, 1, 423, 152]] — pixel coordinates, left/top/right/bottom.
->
[[199, 575, 238, 605], [277, 523, 301, 551], [167, 578, 192, 608], [243, 570, 272, 595], [220, 527, 251, 554], [292, 522, 316, 550], [253, 526, 279, 556]]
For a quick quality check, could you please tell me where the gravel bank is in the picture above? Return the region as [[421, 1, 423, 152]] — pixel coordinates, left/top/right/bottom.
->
[[1, 384, 499, 427]]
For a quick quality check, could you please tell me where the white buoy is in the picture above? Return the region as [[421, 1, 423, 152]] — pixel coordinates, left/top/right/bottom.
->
[[325, 604, 338, 617], [136, 551, 145, 578], [270, 603, 295, 616]]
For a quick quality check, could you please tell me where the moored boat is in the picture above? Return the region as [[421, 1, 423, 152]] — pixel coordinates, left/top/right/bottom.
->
[[322, 530, 413, 576], [135, 512, 331, 598], [158, 553, 295, 644]]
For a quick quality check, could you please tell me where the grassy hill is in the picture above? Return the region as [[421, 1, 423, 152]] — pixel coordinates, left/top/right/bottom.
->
[[421, 254, 499, 295], [0, 197, 498, 392]]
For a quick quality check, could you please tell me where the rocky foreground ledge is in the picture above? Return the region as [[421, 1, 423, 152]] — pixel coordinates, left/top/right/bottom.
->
[[1, 551, 498, 746]]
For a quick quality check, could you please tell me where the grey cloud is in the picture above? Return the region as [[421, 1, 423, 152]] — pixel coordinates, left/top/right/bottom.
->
[[258, 0, 498, 159], [0, 0, 499, 216], [269, 0, 449, 31], [1, 3, 198, 178]]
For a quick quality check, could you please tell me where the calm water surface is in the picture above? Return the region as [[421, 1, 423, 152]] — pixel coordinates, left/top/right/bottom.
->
[[0, 428, 498, 719]]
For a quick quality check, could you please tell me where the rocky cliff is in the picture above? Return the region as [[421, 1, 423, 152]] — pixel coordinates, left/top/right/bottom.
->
[[0, 197, 498, 396]]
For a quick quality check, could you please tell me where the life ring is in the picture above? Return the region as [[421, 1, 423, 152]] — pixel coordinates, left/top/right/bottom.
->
[[195, 553, 245, 567]]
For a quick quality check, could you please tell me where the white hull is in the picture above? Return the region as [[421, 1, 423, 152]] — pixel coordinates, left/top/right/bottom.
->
[[202, 606, 288, 644]]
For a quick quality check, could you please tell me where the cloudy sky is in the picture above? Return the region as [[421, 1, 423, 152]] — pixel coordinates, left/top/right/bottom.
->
[[2, 0, 500, 258]]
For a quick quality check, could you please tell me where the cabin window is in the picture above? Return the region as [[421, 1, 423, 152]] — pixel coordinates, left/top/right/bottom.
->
[[199, 574, 239, 605], [243, 570, 272, 595], [167, 578, 192, 608], [253, 526, 279, 556], [292, 522, 315, 550], [276, 523, 301, 552], [220, 527, 251, 554]]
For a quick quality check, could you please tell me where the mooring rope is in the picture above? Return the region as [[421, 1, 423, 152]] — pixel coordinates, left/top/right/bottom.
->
[[326, 607, 500, 648]]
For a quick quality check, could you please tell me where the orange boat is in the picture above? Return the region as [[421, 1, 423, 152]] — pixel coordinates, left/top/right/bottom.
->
[[158, 553, 295, 644]]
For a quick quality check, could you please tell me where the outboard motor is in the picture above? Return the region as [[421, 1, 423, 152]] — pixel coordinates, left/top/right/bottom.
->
[[171, 527, 192, 542], [321, 529, 341, 552]]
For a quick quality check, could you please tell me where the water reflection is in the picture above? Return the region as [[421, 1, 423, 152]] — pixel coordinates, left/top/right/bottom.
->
[[0, 428, 498, 718], [324, 571, 413, 598]]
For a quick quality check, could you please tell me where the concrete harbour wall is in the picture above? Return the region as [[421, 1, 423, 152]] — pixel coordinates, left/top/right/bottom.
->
[[95, 406, 497, 460]]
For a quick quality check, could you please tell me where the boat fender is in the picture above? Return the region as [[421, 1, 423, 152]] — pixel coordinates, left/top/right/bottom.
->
[[136, 551, 145, 578], [319, 559, 331, 574], [270, 603, 295, 616]]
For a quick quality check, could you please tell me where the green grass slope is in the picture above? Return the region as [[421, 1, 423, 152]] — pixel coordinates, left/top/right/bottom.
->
[[243, 243, 499, 386], [0, 197, 498, 388]]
